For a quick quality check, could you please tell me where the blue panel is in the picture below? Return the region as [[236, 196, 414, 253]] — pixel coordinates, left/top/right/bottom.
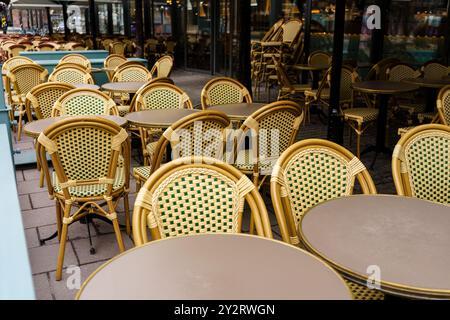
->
[[0, 124, 35, 300]]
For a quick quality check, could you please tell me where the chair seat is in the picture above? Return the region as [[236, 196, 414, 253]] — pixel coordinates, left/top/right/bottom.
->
[[53, 167, 125, 198], [418, 112, 437, 123], [305, 88, 329, 99], [133, 166, 152, 182], [343, 108, 379, 123], [281, 84, 311, 93], [345, 279, 384, 300], [226, 149, 276, 173], [398, 102, 426, 114]]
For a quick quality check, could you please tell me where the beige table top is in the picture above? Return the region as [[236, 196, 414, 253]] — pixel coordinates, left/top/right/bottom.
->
[[352, 80, 419, 95], [77, 234, 352, 300], [101, 81, 148, 93], [90, 67, 104, 73], [402, 77, 450, 89], [72, 83, 100, 90], [208, 103, 266, 120], [125, 109, 199, 128], [24, 115, 127, 137], [292, 64, 329, 71], [299, 195, 450, 299]]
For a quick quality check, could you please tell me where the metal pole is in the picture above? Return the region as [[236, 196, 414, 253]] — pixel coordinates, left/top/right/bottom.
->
[[446, 0, 450, 64], [123, 0, 131, 37], [107, 3, 114, 35], [61, 2, 69, 40], [327, 0, 346, 144], [135, 0, 144, 58], [370, 0, 389, 64], [303, 0, 311, 62], [46, 7, 53, 35], [143, 0, 151, 39], [89, 0, 98, 49], [238, 0, 251, 92]]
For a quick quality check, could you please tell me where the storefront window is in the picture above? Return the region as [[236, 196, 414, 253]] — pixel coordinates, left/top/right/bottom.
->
[[154, 1, 172, 37], [97, 3, 108, 35], [112, 3, 125, 35]]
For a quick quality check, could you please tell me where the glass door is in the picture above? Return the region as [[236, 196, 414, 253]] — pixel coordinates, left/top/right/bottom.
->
[[185, 0, 211, 71]]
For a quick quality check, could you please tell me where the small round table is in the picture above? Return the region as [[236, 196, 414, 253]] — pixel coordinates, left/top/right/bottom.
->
[[72, 83, 100, 90], [101, 81, 148, 94], [76, 234, 352, 300], [402, 77, 450, 112], [24, 115, 127, 138], [208, 103, 266, 121], [299, 195, 450, 299], [352, 81, 419, 157], [292, 64, 329, 89], [125, 109, 199, 129]]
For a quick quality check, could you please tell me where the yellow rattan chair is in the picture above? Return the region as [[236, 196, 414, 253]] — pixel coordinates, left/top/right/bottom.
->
[[36, 43, 57, 51], [270, 139, 383, 300], [112, 63, 152, 82], [150, 55, 173, 78], [308, 51, 332, 66], [201, 77, 252, 110], [273, 57, 311, 106], [436, 85, 450, 125], [134, 82, 193, 165], [68, 43, 86, 51], [7, 44, 27, 57], [109, 41, 126, 55], [37, 116, 131, 280], [59, 53, 92, 69], [8, 63, 48, 140], [48, 65, 94, 85], [132, 156, 272, 245], [133, 110, 230, 189], [421, 61, 449, 80], [52, 88, 119, 117], [104, 54, 127, 81], [392, 124, 450, 205], [229, 100, 304, 188]]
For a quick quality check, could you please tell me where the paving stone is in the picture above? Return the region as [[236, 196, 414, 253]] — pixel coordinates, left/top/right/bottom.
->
[[22, 206, 57, 228], [28, 242, 78, 274], [19, 194, 32, 210], [33, 274, 53, 300], [23, 168, 41, 181], [72, 232, 134, 265], [25, 228, 40, 248], [30, 191, 54, 208], [16, 170, 24, 182], [38, 221, 96, 245], [17, 179, 43, 195], [49, 261, 106, 300]]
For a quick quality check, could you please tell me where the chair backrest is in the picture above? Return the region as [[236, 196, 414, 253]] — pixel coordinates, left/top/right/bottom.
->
[[135, 82, 192, 111], [233, 101, 304, 176], [49, 65, 94, 85], [102, 38, 114, 50], [59, 53, 91, 69], [392, 124, 450, 205], [422, 61, 449, 80], [437, 85, 450, 125], [69, 43, 86, 51], [308, 51, 331, 67], [2, 56, 35, 73], [271, 139, 376, 244], [8, 64, 48, 99], [37, 43, 57, 51], [37, 116, 129, 200], [281, 19, 303, 44], [8, 44, 27, 57], [273, 57, 295, 90], [386, 63, 420, 81], [326, 65, 359, 105], [25, 82, 75, 119], [112, 64, 152, 82], [110, 41, 126, 55], [261, 18, 284, 42], [366, 57, 400, 80], [150, 55, 174, 78], [52, 88, 119, 116], [201, 77, 252, 109], [104, 54, 127, 69], [164, 40, 176, 54], [132, 156, 272, 245], [128, 78, 176, 113]]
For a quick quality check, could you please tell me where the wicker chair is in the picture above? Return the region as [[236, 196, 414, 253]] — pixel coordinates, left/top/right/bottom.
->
[[270, 139, 383, 300], [52, 88, 119, 117], [59, 53, 92, 70], [37, 117, 131, 280], [133, 110, 230, 190], [228, 100, 303, 189], [48, 65, 94, 85], [308, 51, 332, 66], [104, 54, 127, 81], [109, 41, 126, 55], [68, 43, 86, 51], [54, 62, 90, 71], [7, 44, 27, 57], [201, 77, 252, 110], [150, 55, 174, 78], [436, 85, 450, 125], [392, 124, 450, 206], [132, 156, 272, 245], [133, 82, 193, 165], [36, 43, 57, 51], [421, 61, 449, 80], [7, 64, 48, 140]]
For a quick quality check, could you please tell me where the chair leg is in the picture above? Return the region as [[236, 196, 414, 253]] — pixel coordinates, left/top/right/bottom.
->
[[106, 198, 125, 252], [55, 201, 72, 281], [123, 194, 131, 236], [17, 109, 23, 141], [248, 173, 260, 235], [55, 200, 62, 242], [356, 124, 362, 158]]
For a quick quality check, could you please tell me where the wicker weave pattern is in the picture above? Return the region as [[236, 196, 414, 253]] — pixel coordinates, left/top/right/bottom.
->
[[422, 63, 449, 80], [9, 64, 47, 99], [308, 51, 331, 66], [284, 148, 354, 223], [345, 280, 385, 300], [142, 88, 184, 109], [114, 66, 151, 82], [105, 55, 127, 69], [53, 89, 118, 116], [2, 57, 35, 71], [260, 110, 297, 159], [437, 86, 450, 124], [208, 82, 245, 105], [26, 84, 73, 119], [403, 132, 450, 204], [387, 64, 418, 81], [149, 167, 240, 238], [60, 54, 91, 68], [49, 68, 93, 84]]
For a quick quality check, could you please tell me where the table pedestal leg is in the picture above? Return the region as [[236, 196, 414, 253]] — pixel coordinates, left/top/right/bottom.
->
[[425, 88, 438, 113]]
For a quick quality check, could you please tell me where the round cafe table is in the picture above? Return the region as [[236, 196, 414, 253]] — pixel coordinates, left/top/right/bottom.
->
[[72, 83, 100, 90], [125, 108, 199, 129], [101, 81, 148, 94], [24, 115, 127, 138], [402, 77, 450, 112], [352, 81, 419, 158], [299, 195, 450, 299], [76, 234, 352, 300], [208, 103, 266, 121], [292, 64, 329, 89]]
